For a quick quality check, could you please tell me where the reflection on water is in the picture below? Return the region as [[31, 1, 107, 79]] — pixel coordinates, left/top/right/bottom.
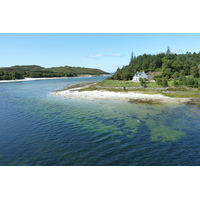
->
[[0, 77, 200, 165]]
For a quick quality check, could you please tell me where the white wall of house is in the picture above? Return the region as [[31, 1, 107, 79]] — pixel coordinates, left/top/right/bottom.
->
[[132, 71, 148, 82]]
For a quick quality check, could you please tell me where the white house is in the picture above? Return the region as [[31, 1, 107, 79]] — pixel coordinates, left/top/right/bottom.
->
[[132, 71, 148, 82]]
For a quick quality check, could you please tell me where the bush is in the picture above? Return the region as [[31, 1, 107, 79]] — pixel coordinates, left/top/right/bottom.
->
[[199, 79, 200, 90], [139, 78, 147, 88], [155, 78, 162, 85], [173, 80, 179, 87], [162, 78, 168, 87]]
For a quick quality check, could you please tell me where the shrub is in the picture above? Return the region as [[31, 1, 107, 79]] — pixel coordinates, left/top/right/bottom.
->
[[139, 78, 147, 88], [162, 78, 168, 87], [155, 78, 162, 85], [173, 80, 179, 87]]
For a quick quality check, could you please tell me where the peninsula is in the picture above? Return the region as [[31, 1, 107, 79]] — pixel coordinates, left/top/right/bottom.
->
[[51, 82, 197, 104], [52, 46, 200, 105]]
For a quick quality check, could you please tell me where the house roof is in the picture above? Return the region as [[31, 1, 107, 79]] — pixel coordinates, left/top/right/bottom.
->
[[134, 71, 147, 76]]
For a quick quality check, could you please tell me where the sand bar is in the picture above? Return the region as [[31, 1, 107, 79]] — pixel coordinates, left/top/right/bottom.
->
[[51, 85, 191, 104]]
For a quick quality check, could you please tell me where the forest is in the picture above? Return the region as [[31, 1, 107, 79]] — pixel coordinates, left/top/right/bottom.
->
[[109, 47, 200, 88], [0, 65, 109, 80]]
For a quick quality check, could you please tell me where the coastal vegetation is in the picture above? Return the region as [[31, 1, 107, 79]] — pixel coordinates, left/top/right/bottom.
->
[[76, 46, 198, 101], [0, 65, 109, 80], [50, 47, 200, 104], [78, 80, 200, 99], [108, 47, 200, 89]]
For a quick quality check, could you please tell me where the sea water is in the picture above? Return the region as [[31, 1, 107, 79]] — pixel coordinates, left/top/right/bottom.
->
[[0, 76, 200, 166]]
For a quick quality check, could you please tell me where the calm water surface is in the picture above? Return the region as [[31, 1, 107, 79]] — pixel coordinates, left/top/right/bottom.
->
[[0, 76, 200, 165]]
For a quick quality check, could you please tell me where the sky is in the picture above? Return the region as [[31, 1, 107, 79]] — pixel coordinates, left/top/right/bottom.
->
[[1, 33, 200, 73]]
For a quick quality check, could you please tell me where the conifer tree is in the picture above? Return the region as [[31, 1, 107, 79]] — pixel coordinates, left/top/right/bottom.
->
[[129, 52, 134, 64], [166, 46, 171, 55]]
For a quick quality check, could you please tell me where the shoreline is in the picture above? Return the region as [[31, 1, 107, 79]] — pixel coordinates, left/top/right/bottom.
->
[[0, 77, 71, 83], [51, 83, 192, 104], [0, 75, 109, 83]]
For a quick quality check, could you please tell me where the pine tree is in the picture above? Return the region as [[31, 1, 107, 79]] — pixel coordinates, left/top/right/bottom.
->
[[129, 52, 134, 64], [166, 46, 171, 55]]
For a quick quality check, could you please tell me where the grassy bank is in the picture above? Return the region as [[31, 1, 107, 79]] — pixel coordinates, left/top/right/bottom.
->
[[78, 80, 200, 99]]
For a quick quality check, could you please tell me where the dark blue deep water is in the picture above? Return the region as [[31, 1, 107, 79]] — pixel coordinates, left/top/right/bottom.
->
[[0, 76, 200, 166]]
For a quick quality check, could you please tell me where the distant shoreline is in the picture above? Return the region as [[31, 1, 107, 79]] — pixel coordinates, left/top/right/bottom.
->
[[0, 77, 70, 83], [0, 75, 109, 83], [51, 83, 193, 104]]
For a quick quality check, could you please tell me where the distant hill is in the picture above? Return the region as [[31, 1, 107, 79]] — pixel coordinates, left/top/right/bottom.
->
[[49, 65, 108, 75], [9, 65, 44, 71], [0, 65, 109, 80]]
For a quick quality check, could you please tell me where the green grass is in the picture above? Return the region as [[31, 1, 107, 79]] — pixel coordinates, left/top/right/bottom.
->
[[161, 90, 200, 98], [78, 85, 98, 91], [97, 80, 174, 88], [97, 80, 141, 87], [74, 80, 200, 100]]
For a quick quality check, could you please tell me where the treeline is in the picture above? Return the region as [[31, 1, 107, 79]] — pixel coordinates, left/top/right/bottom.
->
[[0, 65, 109, 80], [110, 47, 200, 82]]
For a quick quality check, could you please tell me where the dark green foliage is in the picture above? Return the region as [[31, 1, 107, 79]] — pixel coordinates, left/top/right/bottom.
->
[[110, 47, 200, 89], [178, 76, 200, 88], [179, 70, 185, 77], [171, 72, 179, 79], [50, 66, 108, 75], [199, 79, 200, 90], [129, 52, 134, 64], [173, 79, 179, 87], [139, 78, 147, 88], [190, 66, 199, 78], [166, 46, 171, 55], [162, 78, 168, 87], [155, 77, 162, 85], [0, 65, 109, 80]]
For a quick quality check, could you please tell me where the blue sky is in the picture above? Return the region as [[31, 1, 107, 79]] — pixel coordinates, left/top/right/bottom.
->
[[1, 33, 200, 73]]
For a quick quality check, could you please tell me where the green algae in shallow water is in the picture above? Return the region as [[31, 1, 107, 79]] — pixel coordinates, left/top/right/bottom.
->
[[25, 96, 193, 143], [149, 125, 186, 142], [144, 106, 190, 142]]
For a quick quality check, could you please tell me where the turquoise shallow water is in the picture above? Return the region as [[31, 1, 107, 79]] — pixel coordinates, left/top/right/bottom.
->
[[0, 76, 200, 165]]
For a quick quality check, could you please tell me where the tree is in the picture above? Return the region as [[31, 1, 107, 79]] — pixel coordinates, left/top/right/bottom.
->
[[155, 78, 162, 85], [172, 72, 179, 79], [129, 52, 134, 64], [162, 78, 168, 87], [173, 79, 179, 87], [166, 46, 171, 55], [186, 77, 195, 87], [198, 64, 200, 75], [109, 49, 200, 83], [113, 67, 122, 80], [190, 66, 199, 78], [139, 78, 147, 88], [198, 79, 200, 90], [179, 70, 185, 77]]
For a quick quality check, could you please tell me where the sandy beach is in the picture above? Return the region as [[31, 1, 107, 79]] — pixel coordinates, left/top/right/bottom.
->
[[0, 75, 109, 83], [0, 77, 71, 83], [51, 84, 191, 104]]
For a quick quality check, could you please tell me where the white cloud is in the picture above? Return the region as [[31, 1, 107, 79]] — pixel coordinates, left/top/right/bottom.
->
[[88, 54, 105, 58], [171, 49, 183, 53], [88, 53, 125, 58]]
